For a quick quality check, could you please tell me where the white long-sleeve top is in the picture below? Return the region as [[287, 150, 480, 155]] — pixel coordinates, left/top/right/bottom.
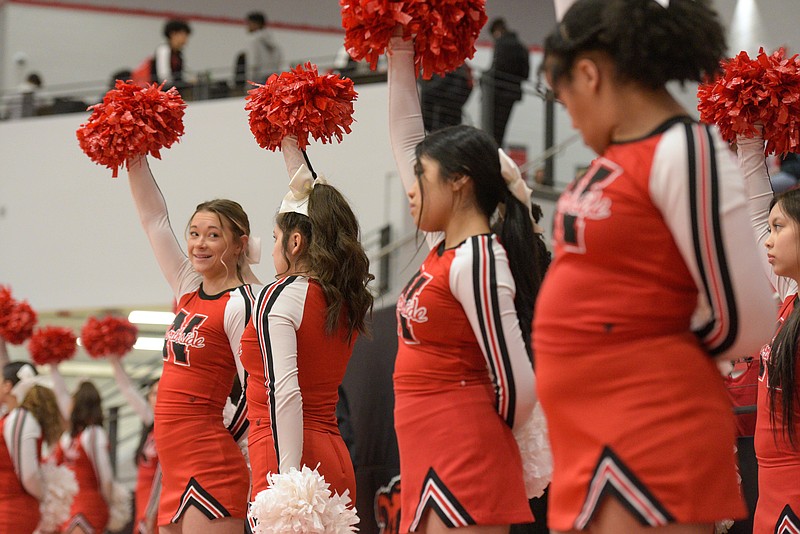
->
[[3, 408, 44, 500], [738, 134, 798, 302]]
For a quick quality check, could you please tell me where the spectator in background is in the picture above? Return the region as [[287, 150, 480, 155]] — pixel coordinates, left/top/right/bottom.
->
[[770, 152, 800, 193], [154, 19, 191, 89], [481, 18, 530, 147], [6, 72, 43, 119], [419, 63, 473, 132], [235, 11, 282, 89]]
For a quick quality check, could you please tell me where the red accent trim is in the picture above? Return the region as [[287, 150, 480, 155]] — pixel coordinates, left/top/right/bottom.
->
[[777, 516, 800, 534], [479, 236, 508, 418], [696, 125, 727, 346]]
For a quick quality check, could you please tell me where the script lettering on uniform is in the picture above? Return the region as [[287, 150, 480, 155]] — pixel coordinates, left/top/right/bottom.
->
[[554, 157, 622, 254], [397, 270, 434, 344], [163, 310, 209, 367]]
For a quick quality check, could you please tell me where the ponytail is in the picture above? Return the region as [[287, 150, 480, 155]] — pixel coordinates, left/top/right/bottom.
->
[[21, 385, 63, 446], [307, 184, 374, 342], [494, 195, 548, 360], [276, 185, 375, 342]]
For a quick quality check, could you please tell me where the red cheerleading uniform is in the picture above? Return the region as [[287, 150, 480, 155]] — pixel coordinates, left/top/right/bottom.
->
[[240, 276, 356, 499], [154, 283, 255, 526], [753, 296, 800, 533], [534, 120, 776, 530], [739, 134, 800, 534], [0, 409, 42, 533], [55, 426, 112, 533], [127, 157, 256, 527], [387, 37, 536, 533]]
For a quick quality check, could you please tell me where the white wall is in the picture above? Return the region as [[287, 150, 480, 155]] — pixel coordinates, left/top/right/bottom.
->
[[1, 3, 345, 93], [0, 84, 408, 311]]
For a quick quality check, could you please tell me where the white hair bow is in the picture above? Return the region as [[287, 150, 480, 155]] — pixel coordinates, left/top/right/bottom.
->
[[11, 364, 50, 404], [278, 164, 327, 217], [245, 236, 261, 265]]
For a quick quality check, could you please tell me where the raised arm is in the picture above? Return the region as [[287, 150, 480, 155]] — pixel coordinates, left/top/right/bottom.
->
[[450, 236, 536, 429], [3, 408, 44, 499], [48, 364, 71, 422], [650, 124, 777, 359], [253, 277, 306, 472], [387, 36, 443, 248], [82, 425, 114, 504], [108, 357, 153, 426], [127, 155, 200, 299], [737, 133, 798, 300]]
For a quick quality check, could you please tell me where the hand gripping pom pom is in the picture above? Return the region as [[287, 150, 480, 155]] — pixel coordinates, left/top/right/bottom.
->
[[246, 63, 358, 152], [29, 326, 77, 366], [512, 403, 553, 499], [405, 0, 487, 80], [76, 80, 186, 177], [248, 465, 359, 533], [698, 47, 800, 155], [340, 0, 487, 79], [341, 0, 414, 70], [0, 297, 37, 345], [38, 461, 79, 533], [80, 316, 138, 358]]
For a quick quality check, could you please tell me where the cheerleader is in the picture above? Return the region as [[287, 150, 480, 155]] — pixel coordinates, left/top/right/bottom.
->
[[387, 33, 541, 533], [109, 356, 160, 534], [533, 1, 776, 532], [738, 130, 800, 533], [0, 362, 64, 533], [54, 381, 113, 534], [239, 136, 373, 502], [125, 154, 259, 534]]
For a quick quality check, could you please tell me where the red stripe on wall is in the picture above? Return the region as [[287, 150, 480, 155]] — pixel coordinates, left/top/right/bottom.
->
[[7, 0, 347, 34]]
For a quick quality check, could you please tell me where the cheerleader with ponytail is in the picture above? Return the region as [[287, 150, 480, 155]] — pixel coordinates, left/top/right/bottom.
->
[[0, 362, 72, 533], [240, 135, 372, 531]]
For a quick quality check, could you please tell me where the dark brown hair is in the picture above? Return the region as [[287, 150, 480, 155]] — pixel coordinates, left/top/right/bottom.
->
[[276, 184, 374, 342], [70, 381, 104, 437]]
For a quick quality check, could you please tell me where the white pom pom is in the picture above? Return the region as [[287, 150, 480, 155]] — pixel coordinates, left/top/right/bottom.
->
[[248, 465, 359, 533], [513, 402, 553, 499], [223, 398, 237, 428], [38, 461, 78, 533], [107, 482, 132, 532]]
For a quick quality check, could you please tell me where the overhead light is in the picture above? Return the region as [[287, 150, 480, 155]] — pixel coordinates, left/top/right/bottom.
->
[[128, 310, 175, 326], [134, 337, 165, 351]]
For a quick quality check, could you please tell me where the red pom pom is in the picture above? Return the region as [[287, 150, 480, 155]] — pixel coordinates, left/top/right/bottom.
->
[[340, 0, 487, 79], [77, 80, 186, 177], [29, 326, 76, 366], [406, 0, 487, 80], [0, 286, 12, 322], [80, 316, 139, 358], [698, 48, 800, 155], [0, 299, 37, 345], [245, 63, 358, 151], [341, 0, 413, 70]]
